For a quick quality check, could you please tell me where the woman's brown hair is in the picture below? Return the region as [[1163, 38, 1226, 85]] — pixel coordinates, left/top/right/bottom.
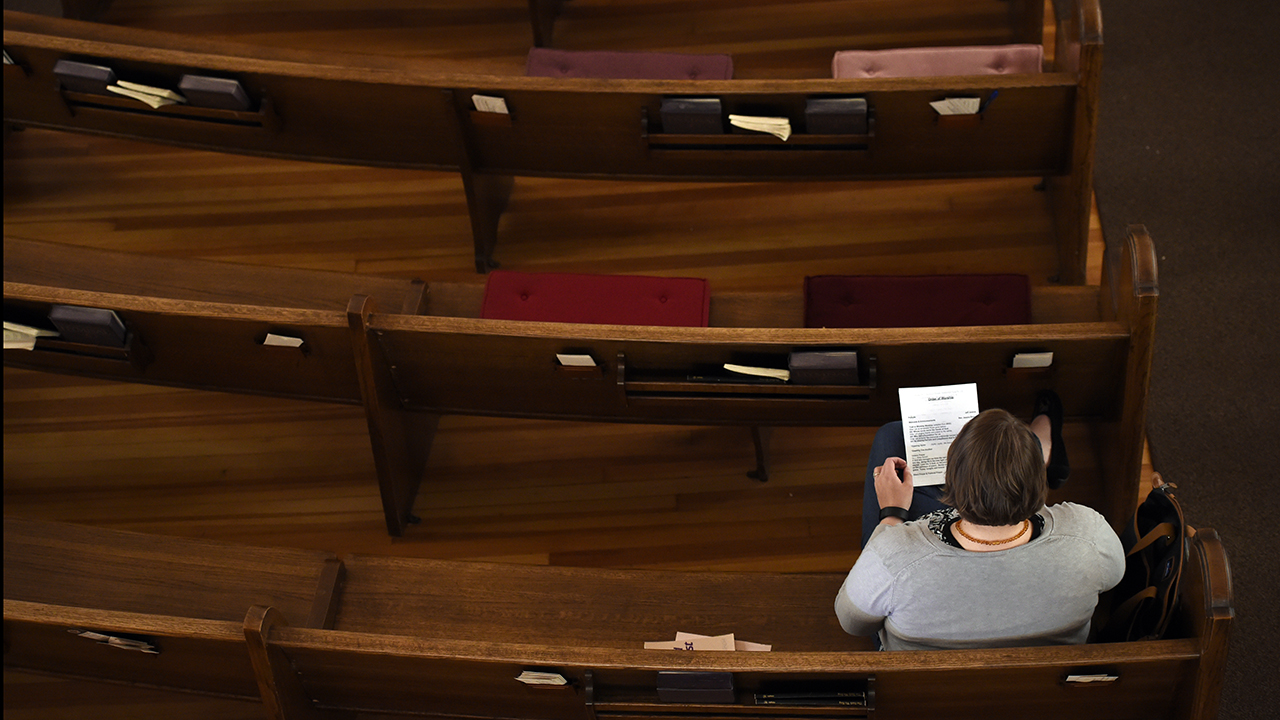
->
[[939, 408, 1047, 526]]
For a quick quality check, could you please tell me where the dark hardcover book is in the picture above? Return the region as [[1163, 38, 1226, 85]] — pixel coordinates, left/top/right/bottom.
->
[[48, 305, 127, 347], [178, 75, 252, 111], [53, 59, 116, 96], [805, 97, 868, 135], [788, 350, 858, 385], [657, 671, 734, 704], [660, 98, 723, 134]]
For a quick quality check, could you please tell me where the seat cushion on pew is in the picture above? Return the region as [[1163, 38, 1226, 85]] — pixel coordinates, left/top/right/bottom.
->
[[832, 44, 1043, 79], [804, 274, 1031, 328], [482, 270, 711, 326], [526, 48, 734, 80]]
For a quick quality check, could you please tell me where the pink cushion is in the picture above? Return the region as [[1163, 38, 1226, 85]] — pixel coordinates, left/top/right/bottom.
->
[[804, 274, 1031, 328], [482, 271, 710, 327], [526, 48, 734, 80], [832, 44, 1043, 79]]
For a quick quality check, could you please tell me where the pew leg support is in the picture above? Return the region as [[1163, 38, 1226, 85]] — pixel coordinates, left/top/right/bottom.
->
[[463, 172, 514, 273], [748, 426, 772, 482], [349, 294, 442, 536], [528, 0, 568, 47]]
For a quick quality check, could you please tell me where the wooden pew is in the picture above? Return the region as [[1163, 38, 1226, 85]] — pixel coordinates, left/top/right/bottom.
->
[[3, 224, 1156, 536], [2, 517, 344, 705], [2, 0, 1101, 281], [2, 518, 1234, 720], [351, 223, 1156, 531]]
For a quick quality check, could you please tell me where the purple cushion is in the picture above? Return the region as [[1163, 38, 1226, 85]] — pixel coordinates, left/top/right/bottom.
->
[[526, 48, 734, 80], [482, 270, 710, 327], [804, 274, 1032, 328], [832, 44, 1043, 79]]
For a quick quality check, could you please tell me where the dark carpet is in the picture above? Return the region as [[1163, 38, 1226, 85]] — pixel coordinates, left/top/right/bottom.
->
[[1093, 2, 1280, 717]]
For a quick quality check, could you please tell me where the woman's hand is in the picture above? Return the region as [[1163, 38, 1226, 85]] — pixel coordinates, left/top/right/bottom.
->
[[874, 457, 914, 512]]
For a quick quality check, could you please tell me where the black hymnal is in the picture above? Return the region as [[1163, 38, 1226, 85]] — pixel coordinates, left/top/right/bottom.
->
[[805, 97, 868, 135], [53, 59, 116, 96], [660, 98, 723, 134], [178, 75, 252, 111], [657, 671, 734, 704], [48, 305, 127, 347], [788, 350, 858, 385]]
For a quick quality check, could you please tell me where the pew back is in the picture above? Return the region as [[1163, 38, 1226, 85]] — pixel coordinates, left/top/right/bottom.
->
[[4, 283, 361, 403], [4, 600, 261, 701]]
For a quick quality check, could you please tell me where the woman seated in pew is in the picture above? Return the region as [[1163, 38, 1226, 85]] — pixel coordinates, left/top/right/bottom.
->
[[834, 391, 1124, 650]]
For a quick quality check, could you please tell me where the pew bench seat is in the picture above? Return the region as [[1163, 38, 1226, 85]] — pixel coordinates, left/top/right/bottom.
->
[[526, 47, 734, 80]]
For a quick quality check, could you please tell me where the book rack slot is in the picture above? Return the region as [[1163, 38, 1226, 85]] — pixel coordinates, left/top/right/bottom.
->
[[4, 60, 31, 80], [641, 107, 875, 152], [26, 332, 151, 370], [58, 88, 279, 132], [585, 672, 876, 718], [616, 353, 877, 404], [647, 133, 872, 152]]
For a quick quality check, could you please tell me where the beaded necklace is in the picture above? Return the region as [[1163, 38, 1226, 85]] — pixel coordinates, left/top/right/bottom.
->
[[954, 518, 1030, 546]]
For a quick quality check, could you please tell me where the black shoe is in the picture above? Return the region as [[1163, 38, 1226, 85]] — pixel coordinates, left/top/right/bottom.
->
[[1034, 390, 1069, 489]]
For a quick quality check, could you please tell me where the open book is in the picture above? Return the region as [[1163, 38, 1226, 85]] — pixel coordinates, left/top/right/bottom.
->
[[898, 383, 979, 486]]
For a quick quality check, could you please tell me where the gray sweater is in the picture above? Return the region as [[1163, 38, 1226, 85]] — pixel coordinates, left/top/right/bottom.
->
[[835, 502, 1125, 651]]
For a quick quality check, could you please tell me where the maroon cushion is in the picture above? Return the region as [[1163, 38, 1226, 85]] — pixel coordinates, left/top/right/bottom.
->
[[482, 270, 710, 327], [804, 274, 1031, 328], [526, 48, 734, 80]]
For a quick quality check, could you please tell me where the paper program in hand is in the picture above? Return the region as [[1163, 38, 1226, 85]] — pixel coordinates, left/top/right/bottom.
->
[[897, 383, 979, 486]]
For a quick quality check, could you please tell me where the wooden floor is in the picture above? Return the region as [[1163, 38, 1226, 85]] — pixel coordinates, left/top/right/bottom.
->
[[1, 0, 1116, 574]]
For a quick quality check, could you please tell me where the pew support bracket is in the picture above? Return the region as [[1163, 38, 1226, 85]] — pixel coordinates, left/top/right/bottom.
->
[[347, 295, 438, 536], [244, 605, 324, 720]]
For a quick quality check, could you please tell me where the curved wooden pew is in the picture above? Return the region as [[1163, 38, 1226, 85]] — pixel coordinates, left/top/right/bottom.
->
[[3, 517, 1234, 719], [4, 225, 1156, 536], [3, 0, 1101, 280]]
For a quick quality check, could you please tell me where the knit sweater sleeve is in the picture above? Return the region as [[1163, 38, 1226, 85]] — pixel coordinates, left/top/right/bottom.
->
[[834, 533, 897, 636]]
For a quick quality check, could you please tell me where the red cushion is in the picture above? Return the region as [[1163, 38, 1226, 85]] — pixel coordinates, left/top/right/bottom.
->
[[526, 48, 734, 80], [482, 271, 710, 327], [804, 274, 1031, 328]]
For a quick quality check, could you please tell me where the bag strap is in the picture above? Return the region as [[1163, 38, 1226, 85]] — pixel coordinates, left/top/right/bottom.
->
[[1126, 521, 1176, 556], [1111, 586, 1159, 636]]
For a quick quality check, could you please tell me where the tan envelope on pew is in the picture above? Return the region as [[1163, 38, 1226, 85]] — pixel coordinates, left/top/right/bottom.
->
[[644, 631, 771, 651]]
